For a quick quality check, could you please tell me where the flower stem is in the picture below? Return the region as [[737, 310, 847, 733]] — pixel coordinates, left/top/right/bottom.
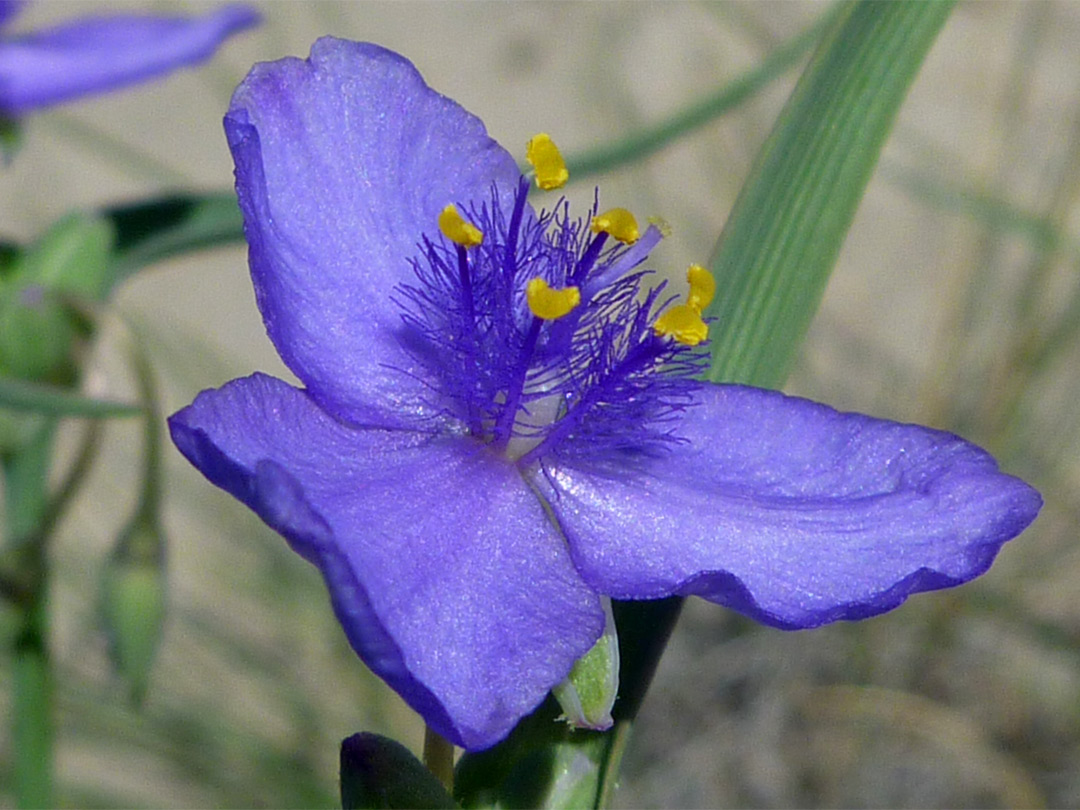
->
[[423, 725, 454, 795], [3, 420, 57, 810], [13, 590, 52, 810]]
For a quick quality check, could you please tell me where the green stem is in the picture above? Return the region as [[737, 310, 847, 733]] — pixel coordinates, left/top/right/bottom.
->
[[564, 3, 843, 181], [423, 725, 455, 795], [3, 420, 57, 809], [13, 591, 51, 810], [127, 327, 162, 522], [594, 720, 632, 810]]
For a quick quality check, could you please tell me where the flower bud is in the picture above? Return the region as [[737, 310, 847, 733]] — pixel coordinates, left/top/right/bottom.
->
[[99, 516, 166, 704], [0, 213, 113, 382]]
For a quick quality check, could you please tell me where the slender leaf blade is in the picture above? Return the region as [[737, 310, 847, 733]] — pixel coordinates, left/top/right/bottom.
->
[[705, 0, 956, 387], [564, 3, 843, 181], [0, 377, 141, 418]]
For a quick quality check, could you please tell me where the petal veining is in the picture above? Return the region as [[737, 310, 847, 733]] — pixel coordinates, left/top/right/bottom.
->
[[225, 39, 521, 428], [169, 372, 604, 749], [538, 383, 1042, 629]]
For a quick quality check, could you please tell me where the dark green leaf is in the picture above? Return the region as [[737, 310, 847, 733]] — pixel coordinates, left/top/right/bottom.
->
[[104, 193, 244, 285]]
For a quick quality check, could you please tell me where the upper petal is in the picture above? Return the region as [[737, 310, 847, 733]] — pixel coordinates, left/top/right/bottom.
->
[[0, 4, 259, 115], [536, 383, 1041, 629], [169, 373, 603, 749], [225, 38, 521, 428]]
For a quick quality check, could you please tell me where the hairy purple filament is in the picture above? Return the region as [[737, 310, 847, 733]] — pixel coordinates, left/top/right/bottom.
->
[[395, 180, 706, 468]]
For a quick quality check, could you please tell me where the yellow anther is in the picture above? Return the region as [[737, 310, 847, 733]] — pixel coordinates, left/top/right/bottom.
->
[[438, 204, 483, 248], [653, 304, 709, 346], [686, 264, 715, 312], [525, 133, 569, 190], [526, 278, 581, 320], [590, 208, 640, 245]]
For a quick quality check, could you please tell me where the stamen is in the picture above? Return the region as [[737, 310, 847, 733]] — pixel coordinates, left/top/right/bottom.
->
[[525, 133, 569, 191], [686, 263, 715, 311], [398, 171, 704, 463], [503, 177, 531, 278], [526, 278, 581, 320], [591, 208, 640, 245], [653, 263, 714, 345], [571, 231, 607, 286], [653, 303, 709, 346], [647, 215, 673, 237], [438, 204, 483, 247], [580, 223, 665, 299]]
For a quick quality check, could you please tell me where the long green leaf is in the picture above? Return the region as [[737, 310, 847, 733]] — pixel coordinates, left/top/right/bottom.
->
[[0, 377, 141, 418], [565, 3, 843, 181], [705, 0, 956, 387]]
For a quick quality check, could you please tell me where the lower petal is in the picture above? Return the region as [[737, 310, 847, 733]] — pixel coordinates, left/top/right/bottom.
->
[[169, 373, 603, 749], [537, 383, 1041, 629]]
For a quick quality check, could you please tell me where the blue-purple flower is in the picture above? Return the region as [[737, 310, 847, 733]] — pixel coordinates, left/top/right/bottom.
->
[[168, 38, 1042, 751], [0, 2, 258, 115]]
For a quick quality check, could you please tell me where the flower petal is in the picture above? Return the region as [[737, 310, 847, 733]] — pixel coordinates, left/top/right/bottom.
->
[[169, 373, 603, 749], [224, 38, 521, 428], [537, 383, 1041, 629], [0, 4, 259, 115]]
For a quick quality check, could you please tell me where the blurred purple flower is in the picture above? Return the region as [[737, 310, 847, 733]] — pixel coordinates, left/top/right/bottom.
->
[[168, 38, 1041, 750], [0, 1, 258, 115]]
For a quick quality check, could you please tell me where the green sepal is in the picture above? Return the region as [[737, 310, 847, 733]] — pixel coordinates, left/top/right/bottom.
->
[[340, 732, 456, 810], [99, 513, 166, 705], [552, 598, 618, 732]]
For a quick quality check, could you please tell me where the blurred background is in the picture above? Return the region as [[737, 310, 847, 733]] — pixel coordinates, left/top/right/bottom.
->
[[1, 1, 1078, 806]]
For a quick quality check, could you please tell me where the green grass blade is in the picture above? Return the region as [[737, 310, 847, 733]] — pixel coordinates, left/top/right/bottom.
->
[[704, 0, 956, 387], [565, 3, 843, 181], [0, 377, 142, 418]]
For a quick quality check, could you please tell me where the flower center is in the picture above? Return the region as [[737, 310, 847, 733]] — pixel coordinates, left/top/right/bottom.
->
[[394, 135, 712, 467]]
